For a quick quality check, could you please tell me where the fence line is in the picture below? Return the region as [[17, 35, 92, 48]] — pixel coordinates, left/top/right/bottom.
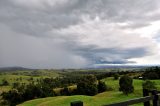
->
[[103, 96, 154, 106], [70, 89, 160, 106]]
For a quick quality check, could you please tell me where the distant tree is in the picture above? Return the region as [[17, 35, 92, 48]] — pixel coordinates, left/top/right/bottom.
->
[[1, 81, 55, 106], [12, 82, 20, 89], [113, 73, 119, 80], [23, 83, 54, 99], [60, 87, 70, 95], [77, 81, 98, 96], [19, 77, 22, 81], [28, 77, 34, 81], [98, 80, 107, 93], [23, 84, 40, 100], [142, 80, 157, 90], [1, 79, 9, 86], [142, 67, 160, 79], [1, 90, 23, 106], [16, 83, 26, 93], [77, 75, 98, 96], [119, 75, 134, 95], [39, 84, 54, 97]]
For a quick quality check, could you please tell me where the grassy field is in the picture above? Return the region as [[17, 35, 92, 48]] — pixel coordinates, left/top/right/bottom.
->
[[18, 78, 160, 106]]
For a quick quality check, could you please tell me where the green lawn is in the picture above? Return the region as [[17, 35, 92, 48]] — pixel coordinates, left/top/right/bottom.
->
[[18, 78, 160, 106]]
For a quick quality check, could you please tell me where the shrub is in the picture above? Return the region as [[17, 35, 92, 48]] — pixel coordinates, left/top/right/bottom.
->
[[119, 75, 134, 95]]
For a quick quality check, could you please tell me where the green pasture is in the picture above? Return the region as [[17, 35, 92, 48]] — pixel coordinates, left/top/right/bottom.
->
[[0, 70, 60, 93], [18, 78, 160, 106]]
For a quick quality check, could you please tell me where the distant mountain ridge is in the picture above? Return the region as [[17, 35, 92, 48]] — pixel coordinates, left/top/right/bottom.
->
[[0, 66, 33, 71], [0, 64, 160, 71], [88, 64, 160, 69]]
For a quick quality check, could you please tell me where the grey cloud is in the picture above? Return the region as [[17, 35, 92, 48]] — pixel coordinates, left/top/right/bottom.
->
[[120, 23, 151, 29], [0, 0, 160, 68], [58, 36, 152, 65], [73, 45, 150, 64], [1, 0, 160, 37], [95, 59, 136, 64], [0, 0, 83, 36]]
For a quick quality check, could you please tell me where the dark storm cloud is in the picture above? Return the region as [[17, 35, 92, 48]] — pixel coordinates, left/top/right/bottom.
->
[[71, 43, 150, 64]]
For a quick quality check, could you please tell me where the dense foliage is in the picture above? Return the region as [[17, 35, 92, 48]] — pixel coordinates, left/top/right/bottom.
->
[[1, 67, 160, 106], [77, 75, 98, 96], [113, 73, 119, 80], [98, 80, 107, 93], [0, 79, 9, 86], [1, 82, 54, 106], [1, 75, 107, 106], [142, 67, 160, 79], [119, 75, 134, 95], [142, 80, 157, 90]]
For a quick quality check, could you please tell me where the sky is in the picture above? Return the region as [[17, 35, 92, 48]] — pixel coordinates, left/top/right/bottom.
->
[[1, 0, 160, 69]]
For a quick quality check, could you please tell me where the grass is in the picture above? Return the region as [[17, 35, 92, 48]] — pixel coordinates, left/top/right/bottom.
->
[[0, 70, 60, 94], [18, 78, 160, 106]]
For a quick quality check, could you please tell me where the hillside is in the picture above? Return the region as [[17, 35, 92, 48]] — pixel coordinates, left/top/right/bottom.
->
[[18, 79, 160, 106]]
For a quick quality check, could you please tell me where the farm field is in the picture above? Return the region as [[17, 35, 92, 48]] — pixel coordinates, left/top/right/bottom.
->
[[18, 78, 160, 106], [0, 70, 60, 93]]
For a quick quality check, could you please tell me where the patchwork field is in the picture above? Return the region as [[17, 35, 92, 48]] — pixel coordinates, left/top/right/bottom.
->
[[0, 70, 60, 93]]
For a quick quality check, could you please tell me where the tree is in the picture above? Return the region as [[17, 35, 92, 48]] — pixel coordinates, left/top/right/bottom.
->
[[98, 80, 107, 93], [113, 73, 119, 80], [77, 75, 98, 96], [1, 90, 23, 106], [143, 72, 159, 80], [142, 67, 160, 79], [142, 80, 157, 90], [119, 75, 134, 95], [1, 79, 9, 86], [1, 82, 55, 106], [12, 82, 20, 89], [60, 87, 70, 96]]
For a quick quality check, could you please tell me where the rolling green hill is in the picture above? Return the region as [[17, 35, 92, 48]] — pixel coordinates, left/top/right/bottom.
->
[[18, 79, 160, 106]]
